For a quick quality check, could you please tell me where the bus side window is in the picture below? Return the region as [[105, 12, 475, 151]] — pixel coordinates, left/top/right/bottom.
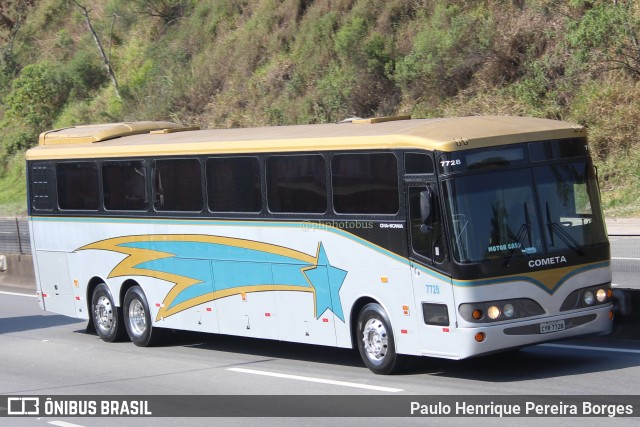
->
[[332, 153, 399, 215], [103, 160, 147, 211], [207, 157, 262, 213], [405, 153, 434, 175], [409, 186, 445, 263], [266, 154, 327, 214], [153, 158, 203, 212], [56, 162, 99, 211]]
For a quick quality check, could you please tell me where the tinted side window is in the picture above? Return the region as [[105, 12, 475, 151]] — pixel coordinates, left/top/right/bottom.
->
[[408, 185, 445, 262], [154, 159, 203, 211], [332, 153, 399, 214], [207, 157, 262, 212], [267, 155, 326, 213], [405, 153, 434, 174], [103, 160, 147, 211], [57, 162, 99, 210]]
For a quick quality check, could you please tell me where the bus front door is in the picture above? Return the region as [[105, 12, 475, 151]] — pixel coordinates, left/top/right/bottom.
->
[[406, 184, 459, 358]]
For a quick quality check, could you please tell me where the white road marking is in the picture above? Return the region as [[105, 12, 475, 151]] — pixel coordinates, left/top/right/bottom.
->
[[611, 257, 640, 261], [48, 422, 87, 427], [228, 367, 403, 393], [540, 343, 640, 355], [0, 290, 36, 298]]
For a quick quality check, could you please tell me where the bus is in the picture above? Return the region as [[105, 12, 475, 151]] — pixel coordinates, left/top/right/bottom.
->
[[26, 116, 614, 374]]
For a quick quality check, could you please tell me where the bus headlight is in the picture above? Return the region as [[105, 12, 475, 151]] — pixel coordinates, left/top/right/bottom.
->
[[583, 291, 595, 306], [459, 299, 545, 323], [560, 283, 612, 311], [503, 303, 516, 318], [487, 306, 501, 320]]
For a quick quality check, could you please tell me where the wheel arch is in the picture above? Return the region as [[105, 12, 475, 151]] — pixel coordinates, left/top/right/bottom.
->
[[86, 278, 141, 331], [86, 276, 108, 321], [85, 277, 103, 332], [119, 279, 142, 307], [349, 296, 381, 350]]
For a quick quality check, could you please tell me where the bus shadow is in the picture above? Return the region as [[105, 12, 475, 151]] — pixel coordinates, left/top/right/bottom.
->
[[160, 330, 640, 381], [171, 331, 365, 368], [0, 314, 84, 335], [400, 342, 640, 381]]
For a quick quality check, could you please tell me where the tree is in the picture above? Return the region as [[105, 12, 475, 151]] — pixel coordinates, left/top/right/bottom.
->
[[129, 0, 187, 25], [568, 1, 640, 78], [71, 0, 121, 98], [0, 0, 35, 76], [4, 62, 70, 129]]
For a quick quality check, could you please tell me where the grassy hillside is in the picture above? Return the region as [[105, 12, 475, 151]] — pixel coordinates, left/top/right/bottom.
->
[[1, 0, 639, 216]]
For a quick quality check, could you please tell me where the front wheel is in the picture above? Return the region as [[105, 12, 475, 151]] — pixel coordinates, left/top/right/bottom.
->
[[123, 286, 165, 347], [91, 283, 126, 342], [356, 303, 403, 375]]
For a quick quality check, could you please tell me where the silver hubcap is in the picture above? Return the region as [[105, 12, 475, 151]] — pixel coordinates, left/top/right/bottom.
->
[[95, 295, 114, 333], [362, 318, 388, 362], [128, 299, 147, 337]]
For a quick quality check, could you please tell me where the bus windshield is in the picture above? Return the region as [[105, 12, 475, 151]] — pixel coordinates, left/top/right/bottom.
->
[[442, 161, 607, 264]]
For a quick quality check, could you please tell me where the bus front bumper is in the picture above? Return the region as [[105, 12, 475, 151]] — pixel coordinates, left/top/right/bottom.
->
[[427, 304, 614, 360]]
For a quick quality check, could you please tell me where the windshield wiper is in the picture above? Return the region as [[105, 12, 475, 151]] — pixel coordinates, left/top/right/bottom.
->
[[545, 203, 586, 256], [504, 203, 533, 267]]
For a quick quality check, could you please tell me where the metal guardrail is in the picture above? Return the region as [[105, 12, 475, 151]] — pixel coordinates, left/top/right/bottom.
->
[[0, 217, 31, 255]]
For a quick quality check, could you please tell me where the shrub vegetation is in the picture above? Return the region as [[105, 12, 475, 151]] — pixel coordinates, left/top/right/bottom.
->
[[0, 0, 639, 215]]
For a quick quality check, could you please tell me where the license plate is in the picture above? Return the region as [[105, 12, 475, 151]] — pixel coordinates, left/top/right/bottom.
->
[[540, 320, 566, 334]]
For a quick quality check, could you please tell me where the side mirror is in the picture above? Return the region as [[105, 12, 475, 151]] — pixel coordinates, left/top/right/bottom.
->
[[419, 223, 433, 233], [419, 189, 433, 233], [420, 189, 431, 221]]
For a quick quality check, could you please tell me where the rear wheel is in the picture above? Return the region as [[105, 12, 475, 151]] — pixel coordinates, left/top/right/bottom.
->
[[123, 286, 165, 346], [91, 283, 126, 342], [356, 303, 403, 375]]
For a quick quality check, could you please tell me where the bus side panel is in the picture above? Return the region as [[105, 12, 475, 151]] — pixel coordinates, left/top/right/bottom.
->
[[273, 264, 338, 346], [30, 218, 425, 353], [35, 251, 77, 318], [213, 260, 279, 340], [29, 218, 45, 311], [337, 264, 420, 354], [410, 264, 459, 358], [66, 249, 130, 321], [148, 258, 219, 334]]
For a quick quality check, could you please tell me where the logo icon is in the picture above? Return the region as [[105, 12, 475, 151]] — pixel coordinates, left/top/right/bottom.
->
[[7, 397, 40, 415]]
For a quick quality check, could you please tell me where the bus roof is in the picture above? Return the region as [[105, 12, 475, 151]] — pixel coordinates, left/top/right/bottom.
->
[[26, 116, 586, 160]]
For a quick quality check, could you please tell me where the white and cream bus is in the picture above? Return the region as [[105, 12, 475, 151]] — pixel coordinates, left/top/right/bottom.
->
[[26, 116, 613, 374]]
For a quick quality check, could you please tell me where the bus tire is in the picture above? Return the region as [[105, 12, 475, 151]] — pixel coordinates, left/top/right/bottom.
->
[[91, 283, 126, 342], [356, 303, 403, 375], [123, 286, 164, 347]]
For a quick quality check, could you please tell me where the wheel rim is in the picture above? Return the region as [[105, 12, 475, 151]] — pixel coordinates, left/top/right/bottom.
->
[[94, 295, 114, 334], [128, 299, 147, 337], [362, 318, 389, 362]]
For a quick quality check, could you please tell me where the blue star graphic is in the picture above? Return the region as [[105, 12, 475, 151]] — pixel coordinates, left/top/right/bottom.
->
[[303, 243, 348, 322]]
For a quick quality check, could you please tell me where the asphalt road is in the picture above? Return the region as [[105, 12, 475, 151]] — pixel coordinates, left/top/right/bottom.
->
[[1, 291, 640, 426]]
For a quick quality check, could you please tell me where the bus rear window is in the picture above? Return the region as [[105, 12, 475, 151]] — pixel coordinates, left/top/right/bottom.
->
[[56, 162, 99, 210], [267, 155, 326, 213]]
